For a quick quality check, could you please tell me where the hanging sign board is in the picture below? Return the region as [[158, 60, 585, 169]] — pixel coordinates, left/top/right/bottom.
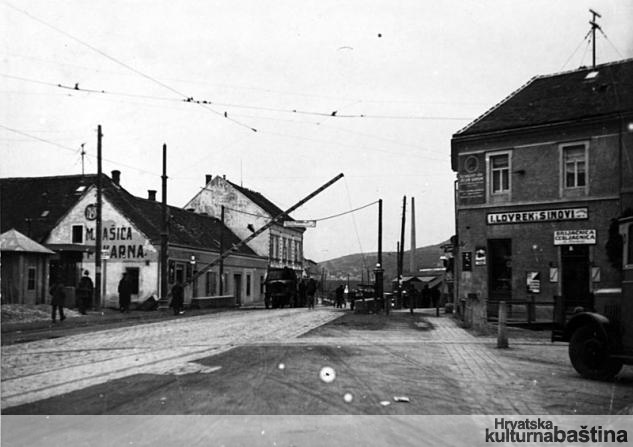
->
[[283, 220, 317, 228], [553, 229, 596, 245], [474, 248, 486, 266], [526, 271, 541, 293]]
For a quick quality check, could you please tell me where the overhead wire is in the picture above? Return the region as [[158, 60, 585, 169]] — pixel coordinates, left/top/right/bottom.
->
[[2, 2, 258, 133]]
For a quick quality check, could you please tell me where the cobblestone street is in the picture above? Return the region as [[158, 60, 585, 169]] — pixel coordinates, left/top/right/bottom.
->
[[2, 307, 632, 415]]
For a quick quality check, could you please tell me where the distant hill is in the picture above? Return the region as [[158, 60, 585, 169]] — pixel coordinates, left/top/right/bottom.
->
[[317, 240, 449, 282]]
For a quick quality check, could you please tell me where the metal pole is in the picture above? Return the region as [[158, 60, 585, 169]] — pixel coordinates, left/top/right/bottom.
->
[[410, 197, 416, 274], [219, 205, 225, 295], [375, 199, 385, 314], [95, 125, 102, 309], [497, 301, 509, 348], [160, 143, 168, 303]]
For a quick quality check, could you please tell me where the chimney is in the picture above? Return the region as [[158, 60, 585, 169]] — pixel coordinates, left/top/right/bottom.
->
[[223, 174, 226, 180], [148, 190, 157, 201], [111, 170, 121, 185], [205, 174, 212, 184]]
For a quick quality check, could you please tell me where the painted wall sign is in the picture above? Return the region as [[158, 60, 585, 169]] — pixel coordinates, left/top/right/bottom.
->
[[526, 271, 541, 293], [458, 153, 486, 205], [84, 204, 97, 221], [487, 207, 588, 225], [553, 229, 596, 245], [86, 225, 148, 259]]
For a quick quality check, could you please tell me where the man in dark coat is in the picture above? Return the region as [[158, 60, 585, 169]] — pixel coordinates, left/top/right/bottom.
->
[[50, 280, 66, 323], [171, 280, 185, 315], [305, 278, 317, 309], [77, 270, 94, 314], [118, 273, 132, 313]]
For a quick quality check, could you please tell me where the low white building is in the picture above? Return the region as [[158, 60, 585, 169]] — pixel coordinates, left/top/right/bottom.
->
[[185, 175, 305, 275], [1, 172, 268, 308]]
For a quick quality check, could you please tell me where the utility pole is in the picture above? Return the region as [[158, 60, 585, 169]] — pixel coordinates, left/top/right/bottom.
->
[[219, 205, 225, 295], [95, 126, 102, 309], [589, 9, 602, 68], [399, 196, 407, 312], [410, 196, 416, 274], [160, 143, 169, 306], [80, 143, 86, 175], [374, 199, 385, 314]]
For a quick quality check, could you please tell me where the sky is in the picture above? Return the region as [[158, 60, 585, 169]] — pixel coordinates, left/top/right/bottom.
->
[[2, 0, 632, 263]]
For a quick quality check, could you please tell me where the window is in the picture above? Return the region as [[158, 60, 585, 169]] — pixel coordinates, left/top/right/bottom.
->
[[246, 274, 251, 296], [72, 225, 83, 243], [27, 267, 36, 290], [490, 154, 510, 194], [206, 271, 217, 296], [563, 144, 586, 188], [627, 223, 633, 267]]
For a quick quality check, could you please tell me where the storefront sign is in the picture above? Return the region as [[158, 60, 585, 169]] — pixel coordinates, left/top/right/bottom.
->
[[487, 207, 588, 225], [526, 271, 541, 293], [553, 229, 596, 245], [458, 154, 486, 205]]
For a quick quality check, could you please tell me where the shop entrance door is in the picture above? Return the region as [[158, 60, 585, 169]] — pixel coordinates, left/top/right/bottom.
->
[[561, 245, 591, 310]]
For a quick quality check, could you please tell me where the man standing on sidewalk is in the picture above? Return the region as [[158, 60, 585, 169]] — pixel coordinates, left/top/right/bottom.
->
[[49, 279, 66, 323], [118, 273, 132, 313], [77, 270, 94, 315], [171, 280, 184, 315]]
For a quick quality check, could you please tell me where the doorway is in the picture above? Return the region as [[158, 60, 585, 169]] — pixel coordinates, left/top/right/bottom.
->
[[561, 244, 591, 310], [233, 274, 242, 306], [488, 239, 512, 302]]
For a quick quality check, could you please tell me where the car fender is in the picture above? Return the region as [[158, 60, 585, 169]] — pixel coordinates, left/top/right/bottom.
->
[[565, 312, 611, 341]]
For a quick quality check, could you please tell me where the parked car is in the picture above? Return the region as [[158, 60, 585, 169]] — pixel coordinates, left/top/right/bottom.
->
[[264, 267, 297, 309]]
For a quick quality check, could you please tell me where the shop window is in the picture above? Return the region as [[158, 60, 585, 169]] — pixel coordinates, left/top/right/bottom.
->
[[562, 144, 587, 188], [489, 153, 510, 194], [125, 267, 140, 294], [246, 274, 251, 296], [72, 225, 83, 243], [27, 267, 36, 290]]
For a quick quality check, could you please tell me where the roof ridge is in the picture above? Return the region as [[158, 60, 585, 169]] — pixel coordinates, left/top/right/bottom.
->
[[455, 75, 538, 136], [0, 173, 99, 181], [535, 57, 633, 80]]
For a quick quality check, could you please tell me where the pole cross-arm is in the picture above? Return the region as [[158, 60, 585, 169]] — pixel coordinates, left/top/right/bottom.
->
[[188, 173, 344, 285]]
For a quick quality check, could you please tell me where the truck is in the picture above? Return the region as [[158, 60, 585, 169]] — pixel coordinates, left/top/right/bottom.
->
[[552, 215, 633, 380], [264, 267, 297, 309]]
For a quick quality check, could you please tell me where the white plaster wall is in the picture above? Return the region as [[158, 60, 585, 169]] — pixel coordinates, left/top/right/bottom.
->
[[46, 187, 159, 307]]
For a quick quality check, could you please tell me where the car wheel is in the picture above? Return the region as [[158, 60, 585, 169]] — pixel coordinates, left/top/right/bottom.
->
[[569, 325, 623, 380]]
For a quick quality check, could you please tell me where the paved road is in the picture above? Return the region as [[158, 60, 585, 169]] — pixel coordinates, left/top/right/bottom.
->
[[2, 307, 632, 415], [1, 308, 341, 410]]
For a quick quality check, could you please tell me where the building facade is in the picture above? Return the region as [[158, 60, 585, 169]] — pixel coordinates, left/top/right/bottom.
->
[[185, 175, 305, 275], [451, 59, 633, 327], [1, 173, 268, 308]]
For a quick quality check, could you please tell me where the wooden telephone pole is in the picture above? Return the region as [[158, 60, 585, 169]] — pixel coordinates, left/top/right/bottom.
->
[[589, 9, 602, 68], [94, 125, 102, 309]]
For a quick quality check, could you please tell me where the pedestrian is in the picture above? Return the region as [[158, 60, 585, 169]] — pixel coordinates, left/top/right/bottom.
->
[[118, 272, 132, 313], [77, 270, 94, 315], [306, 277, 317, 310], [335, 285, 344, 308], [171, 280, 185, 315], [298, 279, 307, 308], [49, 279, 66, 323]]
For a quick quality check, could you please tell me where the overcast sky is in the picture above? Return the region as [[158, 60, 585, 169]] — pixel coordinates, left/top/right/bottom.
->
[[2, 0, 632, 263]]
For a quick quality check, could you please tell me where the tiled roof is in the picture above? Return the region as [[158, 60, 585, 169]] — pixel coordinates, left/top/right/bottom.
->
[[455, 58, 633, 137], [0, 174, 256, 256], [226, 180, 293, 222]]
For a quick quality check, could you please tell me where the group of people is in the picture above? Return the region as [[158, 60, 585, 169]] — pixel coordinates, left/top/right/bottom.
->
[[297, 277, 318, 309], [49, 270, 95, 322]]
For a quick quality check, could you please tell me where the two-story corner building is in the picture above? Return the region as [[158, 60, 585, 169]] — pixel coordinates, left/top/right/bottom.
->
[[451, 59, 633, 328], [184, 174, 306, 276], [0, 172, 268, 308]]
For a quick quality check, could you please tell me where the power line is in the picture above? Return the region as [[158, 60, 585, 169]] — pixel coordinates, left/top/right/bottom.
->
[[2, 73, 474, 122], [314, 200, 379, 222], [2, 2, 257, 133]]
